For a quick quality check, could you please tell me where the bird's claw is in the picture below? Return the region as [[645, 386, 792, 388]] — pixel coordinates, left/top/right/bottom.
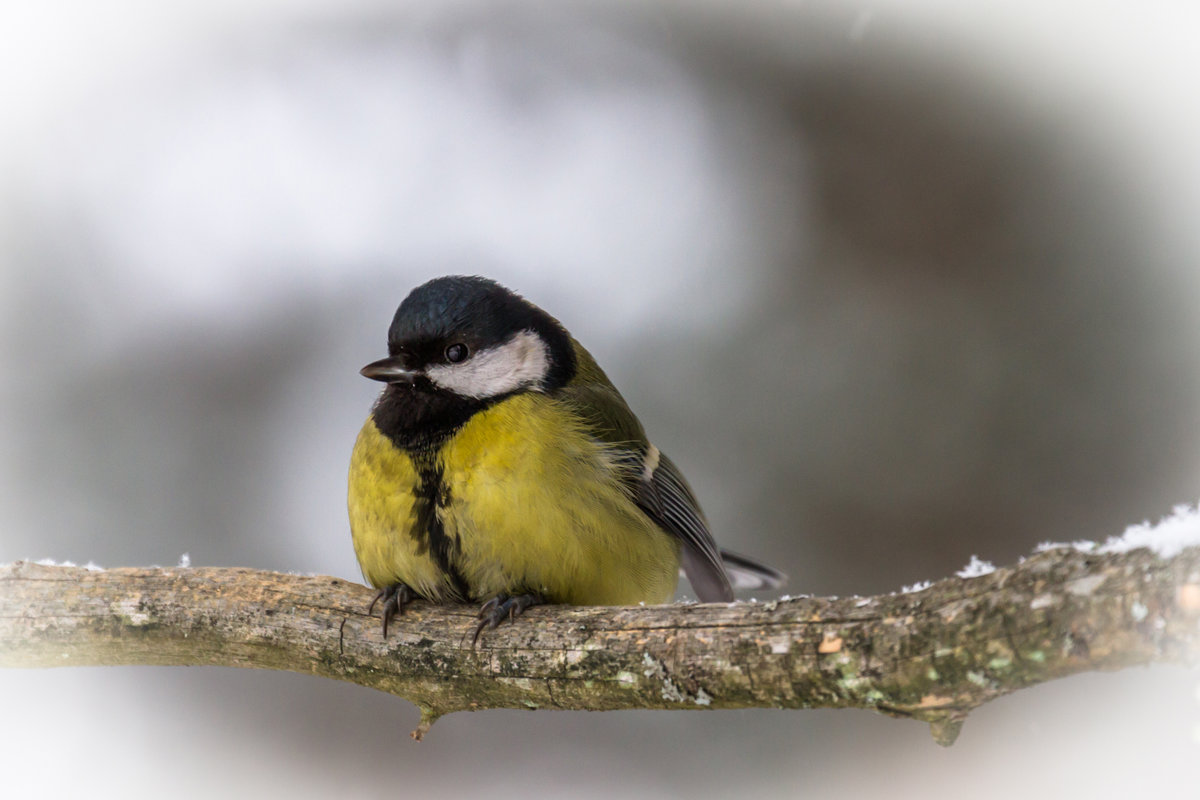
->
[[470, 592, 542, 648], [369, 583, 415, 639]]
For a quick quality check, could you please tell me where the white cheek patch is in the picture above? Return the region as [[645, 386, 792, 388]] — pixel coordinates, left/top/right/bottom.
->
[[426, 330, 551, 399]]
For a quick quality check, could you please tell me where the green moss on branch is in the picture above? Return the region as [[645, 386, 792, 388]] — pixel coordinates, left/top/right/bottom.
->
[[2, 545, 1198, 745]]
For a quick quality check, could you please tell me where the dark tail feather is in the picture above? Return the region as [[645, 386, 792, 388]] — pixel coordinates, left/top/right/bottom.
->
[[719, 549, 787, 592], [680, 544, 734, 602]]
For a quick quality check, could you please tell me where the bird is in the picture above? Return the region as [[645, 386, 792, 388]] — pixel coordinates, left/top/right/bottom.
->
[[347, 275, 784, 644]]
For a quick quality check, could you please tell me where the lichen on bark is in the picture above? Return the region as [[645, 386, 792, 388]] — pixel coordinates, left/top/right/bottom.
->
[[2, 544, 1198, 744]]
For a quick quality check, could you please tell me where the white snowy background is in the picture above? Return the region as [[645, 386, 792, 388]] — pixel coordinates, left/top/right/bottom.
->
[[3, 1, 1200, 797]]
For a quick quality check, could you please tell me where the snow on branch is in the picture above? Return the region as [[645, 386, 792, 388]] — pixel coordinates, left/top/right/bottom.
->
[[2, 504, 1200, 745]]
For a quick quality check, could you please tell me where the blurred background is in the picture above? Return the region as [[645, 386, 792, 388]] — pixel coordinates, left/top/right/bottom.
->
[[3, 0, 1199, 796]]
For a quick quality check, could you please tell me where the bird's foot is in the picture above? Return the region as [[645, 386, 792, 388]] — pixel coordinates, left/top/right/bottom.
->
[[470, 592, 543, 648], [368, 583, 416, 639]]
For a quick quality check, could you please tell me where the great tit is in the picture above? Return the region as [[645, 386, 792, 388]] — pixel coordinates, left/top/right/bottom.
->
[[348, 276, 784, 642]]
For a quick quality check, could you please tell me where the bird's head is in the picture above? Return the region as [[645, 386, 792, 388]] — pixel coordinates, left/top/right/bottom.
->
[[361, 276, 576, 400]]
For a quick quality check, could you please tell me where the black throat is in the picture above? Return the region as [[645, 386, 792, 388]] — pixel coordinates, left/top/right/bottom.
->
[[370, 379, 498, 453]]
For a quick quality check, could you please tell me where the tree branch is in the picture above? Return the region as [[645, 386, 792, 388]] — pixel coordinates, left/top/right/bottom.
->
[[3, 546, 1198, 744]]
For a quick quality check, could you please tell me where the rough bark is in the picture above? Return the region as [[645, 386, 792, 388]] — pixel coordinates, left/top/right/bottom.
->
[[3, 545, 1198, 744]]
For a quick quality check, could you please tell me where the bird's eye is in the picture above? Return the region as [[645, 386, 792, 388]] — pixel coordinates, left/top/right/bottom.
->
[[445, 343, 469, 363]]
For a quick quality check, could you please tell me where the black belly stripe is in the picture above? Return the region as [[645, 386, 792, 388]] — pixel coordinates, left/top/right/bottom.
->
[[411, 456, 471, 601]]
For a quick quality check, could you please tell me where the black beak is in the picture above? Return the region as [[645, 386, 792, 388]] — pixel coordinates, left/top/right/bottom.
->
[[360, 356, 419, 385]]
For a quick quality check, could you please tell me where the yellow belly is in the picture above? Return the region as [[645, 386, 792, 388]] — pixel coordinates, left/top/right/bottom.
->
[[347, 393, 680, 605]]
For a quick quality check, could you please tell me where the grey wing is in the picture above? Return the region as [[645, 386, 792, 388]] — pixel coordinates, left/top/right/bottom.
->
[[556, 381, 775, 600], [633, 446, 734, 603]]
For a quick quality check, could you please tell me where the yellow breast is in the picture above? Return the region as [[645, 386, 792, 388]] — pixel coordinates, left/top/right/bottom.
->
[[347, 393, 680, 605], [347, 419, 449, 599]]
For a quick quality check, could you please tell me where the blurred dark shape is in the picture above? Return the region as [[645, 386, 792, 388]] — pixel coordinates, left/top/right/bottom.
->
[[680, 46, 1198, 595]]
